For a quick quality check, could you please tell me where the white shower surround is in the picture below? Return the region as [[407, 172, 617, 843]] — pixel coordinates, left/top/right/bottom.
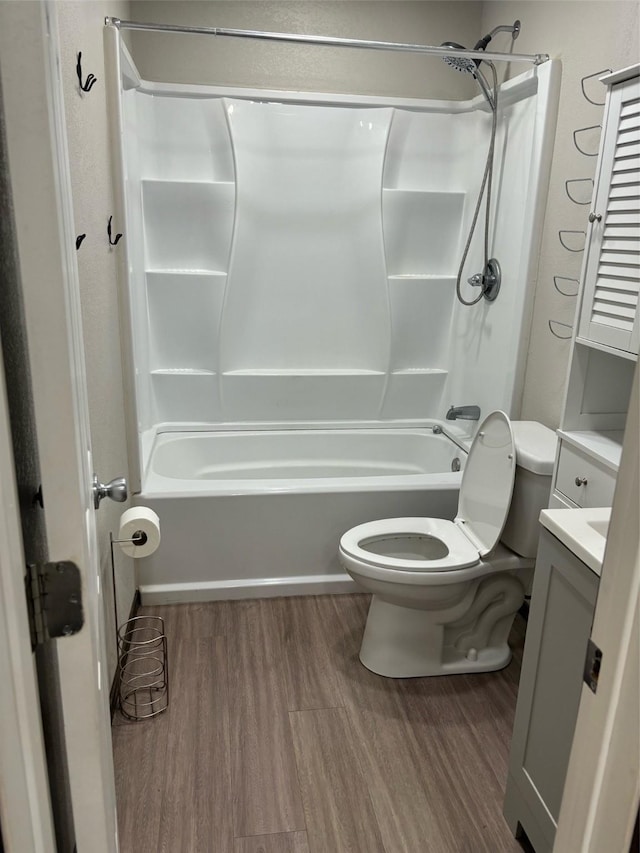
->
[[111, 44, 559, 601]]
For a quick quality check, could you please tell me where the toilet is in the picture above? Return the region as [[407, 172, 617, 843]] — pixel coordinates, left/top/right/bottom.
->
[[338, 412, 556, 678]]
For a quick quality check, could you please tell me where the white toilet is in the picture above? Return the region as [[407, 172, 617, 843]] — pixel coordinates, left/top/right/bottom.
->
[[339, 412, 556, 678]]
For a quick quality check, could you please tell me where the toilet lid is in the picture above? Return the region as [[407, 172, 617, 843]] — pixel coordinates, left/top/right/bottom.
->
[[455, 410, 516, 557]]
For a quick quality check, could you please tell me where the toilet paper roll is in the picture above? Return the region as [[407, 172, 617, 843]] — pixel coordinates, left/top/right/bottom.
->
[[118, 506, 161, 558]]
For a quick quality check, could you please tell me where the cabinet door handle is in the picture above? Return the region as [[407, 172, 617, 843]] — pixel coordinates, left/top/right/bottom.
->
[[588, 212, 602, 223], [575, 476, 588, 487]]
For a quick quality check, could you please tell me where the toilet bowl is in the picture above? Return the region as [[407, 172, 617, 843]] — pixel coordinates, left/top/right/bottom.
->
[[338, 412, 556, 678]]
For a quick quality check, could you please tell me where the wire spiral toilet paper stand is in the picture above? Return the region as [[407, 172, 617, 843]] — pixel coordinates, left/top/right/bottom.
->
[[110, 531, 169, 721]]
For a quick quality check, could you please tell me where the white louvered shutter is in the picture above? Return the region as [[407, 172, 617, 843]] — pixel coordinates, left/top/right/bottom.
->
[[578, 74, 640, 355]]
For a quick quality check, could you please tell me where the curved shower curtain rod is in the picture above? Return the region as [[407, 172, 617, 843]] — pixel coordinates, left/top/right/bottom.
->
[[104, 17, 549, 66]]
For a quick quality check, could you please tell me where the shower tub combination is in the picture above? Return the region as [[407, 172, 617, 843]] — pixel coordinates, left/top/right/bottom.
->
[[106, 21, 559, 603], [136, 428, 464, 602]]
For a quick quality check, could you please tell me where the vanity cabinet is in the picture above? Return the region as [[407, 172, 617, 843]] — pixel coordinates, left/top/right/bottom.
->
[[503, 529, 599, 853], [550, 64, 639, 510]]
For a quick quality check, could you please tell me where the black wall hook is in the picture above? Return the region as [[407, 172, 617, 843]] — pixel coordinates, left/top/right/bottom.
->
[[76, 234, 86, 250], [108, 216, 123, 246], [76, 52, 97, 92]]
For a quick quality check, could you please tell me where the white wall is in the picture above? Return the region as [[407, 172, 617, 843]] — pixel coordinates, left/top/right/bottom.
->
[[128, 0, 482, 99], [56, 1, 134, 683], [481, 1, 640, 428]]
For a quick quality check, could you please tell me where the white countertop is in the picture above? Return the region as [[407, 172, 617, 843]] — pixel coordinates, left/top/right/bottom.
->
[[540, 507, 611, 576]]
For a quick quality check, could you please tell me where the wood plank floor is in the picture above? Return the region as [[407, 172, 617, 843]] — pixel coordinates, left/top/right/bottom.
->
[[112, 595, 527, 853]]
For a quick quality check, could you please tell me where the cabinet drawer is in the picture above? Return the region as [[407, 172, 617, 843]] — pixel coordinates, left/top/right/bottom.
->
[[555, 442, 616, 508]]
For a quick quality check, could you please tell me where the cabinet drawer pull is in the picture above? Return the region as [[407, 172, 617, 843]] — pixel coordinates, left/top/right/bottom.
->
[[575, 476, 588, 487], [588, 212, 602, 223]]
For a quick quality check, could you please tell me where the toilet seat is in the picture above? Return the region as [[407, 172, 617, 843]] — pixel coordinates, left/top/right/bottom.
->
[[340, 517, 481, 572], [340, 411, 517, 580]]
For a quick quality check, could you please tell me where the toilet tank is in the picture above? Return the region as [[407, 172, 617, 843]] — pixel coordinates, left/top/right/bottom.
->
[[501, 421, 557, 558]]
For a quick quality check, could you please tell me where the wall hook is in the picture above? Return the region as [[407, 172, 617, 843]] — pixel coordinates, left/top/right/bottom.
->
[[76, 52, 97, 92], [108, 216, 123, 246], [75, 234, 86, 250]]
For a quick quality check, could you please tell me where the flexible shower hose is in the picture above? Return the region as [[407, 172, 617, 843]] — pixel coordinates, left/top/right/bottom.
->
[[455, 62, 500, 306]]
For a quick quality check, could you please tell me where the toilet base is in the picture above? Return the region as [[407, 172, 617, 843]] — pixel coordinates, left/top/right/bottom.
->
[[359, 594, 515, 678]]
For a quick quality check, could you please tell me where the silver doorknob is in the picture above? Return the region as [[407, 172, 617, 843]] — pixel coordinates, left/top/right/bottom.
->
[[588, 212, 602, 223], [575, 476, 588, 487], [92, 474, 128, 509]]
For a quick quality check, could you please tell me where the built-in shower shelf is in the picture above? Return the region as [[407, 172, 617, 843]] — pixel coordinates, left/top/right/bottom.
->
[[141, 178, 235, 187], [387, 274, 456, 282], [151, 368, 216, 376], [146, 268, 228, 277], [223, 369, 386, 376], [391, 368, 448, 375]]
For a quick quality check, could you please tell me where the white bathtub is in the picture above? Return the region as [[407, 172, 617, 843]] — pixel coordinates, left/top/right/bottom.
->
[[135, 428, 466, 603]]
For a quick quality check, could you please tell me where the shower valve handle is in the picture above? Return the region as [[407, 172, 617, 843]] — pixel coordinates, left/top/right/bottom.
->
[[467, 273, 484, 288]]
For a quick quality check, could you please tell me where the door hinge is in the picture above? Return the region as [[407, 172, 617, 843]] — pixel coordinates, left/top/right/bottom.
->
[[583, 637, 603, 694], [25, 561, 84, 649]]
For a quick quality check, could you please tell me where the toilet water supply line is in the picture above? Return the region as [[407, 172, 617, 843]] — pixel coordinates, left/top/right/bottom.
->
[[456, 62, 500, 307]]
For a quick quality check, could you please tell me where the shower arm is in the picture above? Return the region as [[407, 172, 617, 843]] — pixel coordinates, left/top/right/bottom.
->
[[104, 17, 548, 66]]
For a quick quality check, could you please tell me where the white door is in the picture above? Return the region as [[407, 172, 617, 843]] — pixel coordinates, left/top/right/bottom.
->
[[0, 2, 117, 851]]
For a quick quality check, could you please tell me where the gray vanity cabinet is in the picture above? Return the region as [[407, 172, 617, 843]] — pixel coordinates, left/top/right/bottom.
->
[[503, 528, 599, 853]]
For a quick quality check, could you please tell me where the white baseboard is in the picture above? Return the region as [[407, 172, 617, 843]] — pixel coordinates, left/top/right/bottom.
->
[[139, 572, 360, 605]]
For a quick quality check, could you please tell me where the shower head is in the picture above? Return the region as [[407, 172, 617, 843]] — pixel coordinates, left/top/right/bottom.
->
[[441, 41, 477, 74], [440, 41, 496, 110], [441, 22, 520, 110], [441, 21, 521, 71]]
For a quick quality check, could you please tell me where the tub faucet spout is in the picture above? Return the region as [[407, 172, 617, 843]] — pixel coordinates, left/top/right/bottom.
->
[[446, 405, 481, 421]]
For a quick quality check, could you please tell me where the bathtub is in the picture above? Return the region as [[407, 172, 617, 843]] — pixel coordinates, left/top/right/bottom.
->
[[135, 428, 466, 603]]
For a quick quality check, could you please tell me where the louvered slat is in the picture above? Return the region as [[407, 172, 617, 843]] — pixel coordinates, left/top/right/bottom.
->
[[594, 286, 638, 306], [602, 236, 640, 252], [609, 185, 640, 199], [600, 250, 640, 266], [598, 266, 640, 282], [607, 212, 640, 225], [615, 141, 640, 159], [620, 97, 640, 116], [618, 114, 640, 133], [608, 198, 640, 213], [612, 156, 640, 172], [610, 169, 639, 186]]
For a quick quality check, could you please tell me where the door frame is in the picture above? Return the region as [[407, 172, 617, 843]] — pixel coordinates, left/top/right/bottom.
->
[[0, 2, 117, 850]]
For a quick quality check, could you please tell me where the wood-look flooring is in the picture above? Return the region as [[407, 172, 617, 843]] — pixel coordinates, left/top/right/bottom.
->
[[112, 595, 527, 853]]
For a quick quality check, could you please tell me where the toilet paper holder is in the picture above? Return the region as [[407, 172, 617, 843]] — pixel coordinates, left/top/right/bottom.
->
[[109, 512, 168, 721]]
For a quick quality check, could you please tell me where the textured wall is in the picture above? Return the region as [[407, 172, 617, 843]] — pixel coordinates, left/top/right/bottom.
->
[[128, 0, 482, 99], [481, 1, 640, 428], [56, 1, 134, 682]]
